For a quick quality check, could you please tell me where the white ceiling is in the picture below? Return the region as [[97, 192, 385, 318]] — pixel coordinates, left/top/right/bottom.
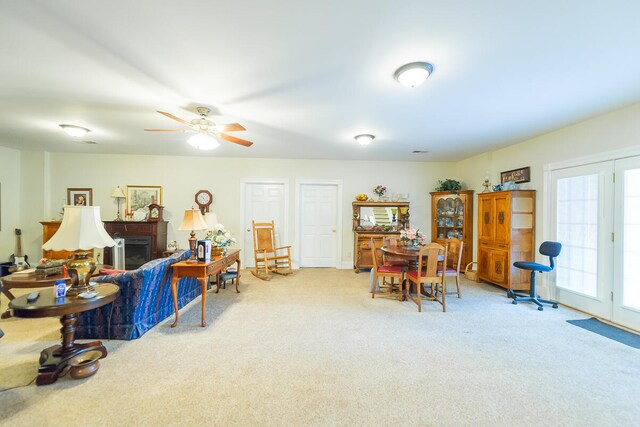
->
[[1, 0, 639, 161]]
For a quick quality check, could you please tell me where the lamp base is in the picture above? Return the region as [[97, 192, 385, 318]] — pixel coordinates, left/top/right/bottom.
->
[[66, 252, 96, 296], [187, 231, 199, 263]]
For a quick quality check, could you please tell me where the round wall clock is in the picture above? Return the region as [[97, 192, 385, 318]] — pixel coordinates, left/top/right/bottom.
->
[[195, 190, 213, 213]]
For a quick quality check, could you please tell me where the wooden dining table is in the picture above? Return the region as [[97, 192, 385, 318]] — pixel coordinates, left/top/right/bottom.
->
[[380, 245, 444, 301]]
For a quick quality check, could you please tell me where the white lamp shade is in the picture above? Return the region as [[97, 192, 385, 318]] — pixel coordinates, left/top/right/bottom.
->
[[178, 209, 209, 231], [187, 133, 220, 150], [111, 186, 126, 198], [204, 212, 219, 230], [43, 206, 115, 251]]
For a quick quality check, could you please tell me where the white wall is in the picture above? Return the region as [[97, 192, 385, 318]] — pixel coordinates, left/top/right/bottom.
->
[[456, 102, 640, 273], [0, 146, 21, 261], [34, 153, 453, 267]]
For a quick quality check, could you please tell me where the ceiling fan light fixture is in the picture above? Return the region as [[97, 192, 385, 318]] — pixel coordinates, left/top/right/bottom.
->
[[59, 124, 90, 138], [187, 133, 220, 150], [394, 62, 433, 88], [354, 134, 375, 146]]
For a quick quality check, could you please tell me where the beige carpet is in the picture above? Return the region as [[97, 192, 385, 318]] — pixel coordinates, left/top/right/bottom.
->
[[1, 269, 639, 426]]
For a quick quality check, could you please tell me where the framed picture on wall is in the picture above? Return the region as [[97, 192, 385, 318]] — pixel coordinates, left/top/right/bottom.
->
[[126, 185, 163, 212], [67, 188, 93, 206], [500, 167, 531, 184]]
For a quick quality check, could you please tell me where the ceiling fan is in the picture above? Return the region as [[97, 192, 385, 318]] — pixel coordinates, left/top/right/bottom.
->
[[144, 107, 253, 148]]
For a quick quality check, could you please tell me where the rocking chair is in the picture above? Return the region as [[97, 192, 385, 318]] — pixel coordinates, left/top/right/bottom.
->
[[251, 220, 293, 280]]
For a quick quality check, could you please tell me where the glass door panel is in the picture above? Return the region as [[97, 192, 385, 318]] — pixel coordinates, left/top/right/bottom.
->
[[613, 157, 640, 330], [551, 161, 613, 319]]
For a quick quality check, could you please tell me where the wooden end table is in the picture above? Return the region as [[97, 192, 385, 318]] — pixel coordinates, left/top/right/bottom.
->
[[9, 283, 119, 385], [170, 249, 241, 328]]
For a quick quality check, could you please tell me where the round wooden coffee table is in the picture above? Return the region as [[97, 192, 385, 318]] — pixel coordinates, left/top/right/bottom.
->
[[9, 283, 119, 385], [1, 272, 70, 318]]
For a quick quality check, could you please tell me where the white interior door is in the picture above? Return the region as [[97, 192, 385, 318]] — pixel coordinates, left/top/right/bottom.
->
[[241, 181, 287, 268], [613, 157, 640, 330], [299, 184, 338, 267], [551, 161, 614, 319]]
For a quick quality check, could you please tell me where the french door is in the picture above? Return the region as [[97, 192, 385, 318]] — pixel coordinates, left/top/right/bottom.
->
[[551, 157, 640, 330], [613, 157, 640, 330]]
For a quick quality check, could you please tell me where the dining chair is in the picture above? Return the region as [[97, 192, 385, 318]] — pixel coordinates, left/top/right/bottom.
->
[[370, 239, 403, 298], [437, 238, 464, 298], [405, 242, 448, 312], [382, 236, 407, 267]]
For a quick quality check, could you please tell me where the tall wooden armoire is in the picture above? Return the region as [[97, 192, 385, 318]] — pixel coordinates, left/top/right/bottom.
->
[[477, 190, 535, 290]]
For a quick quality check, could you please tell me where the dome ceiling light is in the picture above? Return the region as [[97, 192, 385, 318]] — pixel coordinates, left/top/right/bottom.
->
[[393, 62, 433, 88], [59, 124, 90, 138], [354, 134, 375, 146]]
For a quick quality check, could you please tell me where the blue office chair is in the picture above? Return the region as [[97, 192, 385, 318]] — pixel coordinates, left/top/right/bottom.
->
[[508, 241, 562, 311]]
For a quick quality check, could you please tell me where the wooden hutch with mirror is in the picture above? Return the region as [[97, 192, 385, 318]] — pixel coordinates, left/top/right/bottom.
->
[[352, 201, 410, 272]]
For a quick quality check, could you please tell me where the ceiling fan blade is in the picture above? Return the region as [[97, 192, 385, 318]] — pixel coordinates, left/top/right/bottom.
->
[[144, 129, 190, 132], [214, 123, 246, 132], [220, 133, 253, 147], [157, 111, 190, 125]]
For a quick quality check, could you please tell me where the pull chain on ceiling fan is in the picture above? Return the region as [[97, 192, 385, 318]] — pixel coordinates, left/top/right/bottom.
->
[[144, 107, 253, 149]]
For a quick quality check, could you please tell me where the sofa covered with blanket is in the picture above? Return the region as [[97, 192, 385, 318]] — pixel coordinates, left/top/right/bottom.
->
[[75, 250, 201, 340]]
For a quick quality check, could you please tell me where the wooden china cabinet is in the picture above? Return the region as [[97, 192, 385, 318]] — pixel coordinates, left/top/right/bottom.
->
[[352, 201, 410, 272], [477, 190, 535, 290], [430, 190, 474, 267]]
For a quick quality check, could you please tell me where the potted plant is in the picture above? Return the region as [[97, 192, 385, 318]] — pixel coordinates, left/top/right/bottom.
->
[[435, 179, 462, 193]]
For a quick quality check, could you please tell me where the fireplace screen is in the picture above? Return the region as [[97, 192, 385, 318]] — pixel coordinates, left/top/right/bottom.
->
[[124, 236, 152, 270]]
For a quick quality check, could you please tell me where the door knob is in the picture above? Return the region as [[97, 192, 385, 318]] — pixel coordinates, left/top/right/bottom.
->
[[332, 229, 336, 232], [246, 229, 250, 232]]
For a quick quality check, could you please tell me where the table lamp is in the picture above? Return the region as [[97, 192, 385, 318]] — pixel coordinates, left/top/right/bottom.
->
[[111, 186, 126, 221], [178, 208, 209, 263], [43, 206, 116, 296]]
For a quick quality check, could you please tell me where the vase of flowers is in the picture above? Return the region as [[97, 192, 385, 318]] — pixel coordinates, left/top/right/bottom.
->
[[373, 185, 387, 201], [400, 228, 426, 250], [205, 224, 236, 256]]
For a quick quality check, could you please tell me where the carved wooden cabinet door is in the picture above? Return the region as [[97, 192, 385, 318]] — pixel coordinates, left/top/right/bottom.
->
[[479, 196, 494, 241], [494, 194, 510, 244]]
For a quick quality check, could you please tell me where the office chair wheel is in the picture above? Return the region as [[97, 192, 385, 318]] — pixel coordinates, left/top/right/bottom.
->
[[507, 290, 514, 298], [552, 304, 558, 309], [512, 300, 517, 305], [538, 306, 544, 311]]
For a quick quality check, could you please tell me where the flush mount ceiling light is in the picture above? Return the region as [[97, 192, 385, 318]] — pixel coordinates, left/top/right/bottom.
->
[[354, 134, 375, 146], [187, 132, 220, 150], [393, 62, 433, 88], [59, 124, 90, 138]]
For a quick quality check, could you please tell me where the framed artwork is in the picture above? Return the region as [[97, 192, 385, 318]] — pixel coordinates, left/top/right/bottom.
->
[[67, 188, 93, 206], [126, 185, 162, 212], [500, 167, 531, 184]]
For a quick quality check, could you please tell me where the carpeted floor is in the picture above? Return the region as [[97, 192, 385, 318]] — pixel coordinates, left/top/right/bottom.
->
[[1, 269, 639, 426]]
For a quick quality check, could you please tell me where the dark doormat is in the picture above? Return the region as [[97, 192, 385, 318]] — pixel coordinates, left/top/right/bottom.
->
[[567, 318, 640, 349]]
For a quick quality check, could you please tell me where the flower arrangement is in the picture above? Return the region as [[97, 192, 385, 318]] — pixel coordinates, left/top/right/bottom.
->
[[205, 224, 236, 252], [373, 185, 387, 198], [400, 228, 427, 247]]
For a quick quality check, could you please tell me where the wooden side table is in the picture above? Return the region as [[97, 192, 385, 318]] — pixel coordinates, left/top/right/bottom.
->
[[1, 266, 111, 319], [9, 283, 119, 385], [170, 249, 241, 328]]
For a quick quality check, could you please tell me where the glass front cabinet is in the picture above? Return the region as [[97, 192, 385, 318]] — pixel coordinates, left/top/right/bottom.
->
[[352, 201, 410, 272], [430, 190, 474, 267]]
